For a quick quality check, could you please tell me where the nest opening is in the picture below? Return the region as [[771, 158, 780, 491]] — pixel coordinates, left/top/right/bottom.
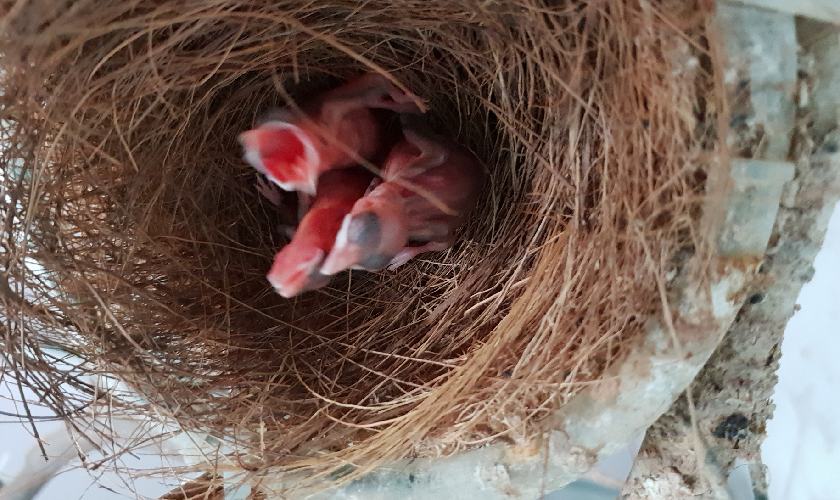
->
[[1, 0, 718, 489]]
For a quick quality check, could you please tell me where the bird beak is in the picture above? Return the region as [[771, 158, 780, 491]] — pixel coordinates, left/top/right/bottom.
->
[[320, 217, 356, 275], [266, 268, 289, 297], [320, 248, 356, 276], [267, 275, 289, 298], [306, 175, 318, 196]]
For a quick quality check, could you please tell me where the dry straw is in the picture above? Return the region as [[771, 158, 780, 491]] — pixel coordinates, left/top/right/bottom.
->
[[1, 0, 720, 493]]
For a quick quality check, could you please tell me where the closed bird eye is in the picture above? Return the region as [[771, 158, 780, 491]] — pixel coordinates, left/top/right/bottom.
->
[[347, 212, 381, 249]]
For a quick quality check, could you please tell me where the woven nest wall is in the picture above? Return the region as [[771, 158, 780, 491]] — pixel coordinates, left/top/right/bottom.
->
[[0, 0, 719, 489]]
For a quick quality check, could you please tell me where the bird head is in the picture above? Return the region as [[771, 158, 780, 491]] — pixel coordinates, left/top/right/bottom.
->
[[239, 122, 320, 195], [267, 245, 330, 298]]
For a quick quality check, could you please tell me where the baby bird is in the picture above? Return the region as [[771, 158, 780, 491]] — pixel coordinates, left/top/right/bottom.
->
[[320, 115, 485, 274], [239, 73, 422, 195], [267, 167, 374, 297]]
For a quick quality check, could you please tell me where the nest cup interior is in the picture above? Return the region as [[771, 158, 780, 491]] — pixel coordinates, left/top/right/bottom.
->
[[1, 0, 715, 486]]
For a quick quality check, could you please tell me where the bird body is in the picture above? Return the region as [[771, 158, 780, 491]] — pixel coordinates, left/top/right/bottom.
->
[[267, 167, 374, 297], [321, 115, 485, 274], [239, 74, 422, 194]]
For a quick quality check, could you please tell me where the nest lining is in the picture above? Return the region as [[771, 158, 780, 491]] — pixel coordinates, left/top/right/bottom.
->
[[0, 0, 718, 490]]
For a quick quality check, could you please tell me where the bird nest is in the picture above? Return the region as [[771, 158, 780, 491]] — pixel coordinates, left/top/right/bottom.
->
[[0, 0, 720, 492]]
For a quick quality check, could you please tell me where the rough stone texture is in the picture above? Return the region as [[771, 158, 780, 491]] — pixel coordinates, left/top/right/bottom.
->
[[718, 2, 798, 161], [621, 8, 840, 500], [802, 20, 840, 141]]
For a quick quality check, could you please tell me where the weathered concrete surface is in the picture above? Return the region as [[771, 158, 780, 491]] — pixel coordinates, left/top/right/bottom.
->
[[803, 19, 840, 140], [718, 2, 798, 161], [733, 0, 840, 25], [622, 8, 840, 500]]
